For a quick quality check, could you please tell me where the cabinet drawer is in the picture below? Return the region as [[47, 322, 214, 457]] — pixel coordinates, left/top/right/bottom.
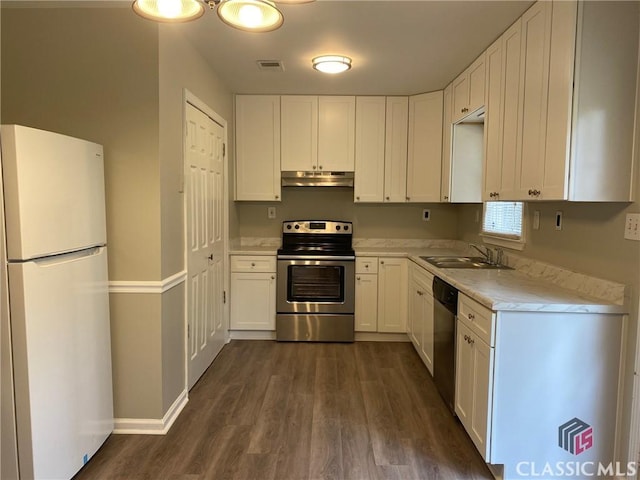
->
[[458, 294, 495, 346], [356, 257, 378, 274], [230, 255, 276, 273], [411, 262, 433, 295]]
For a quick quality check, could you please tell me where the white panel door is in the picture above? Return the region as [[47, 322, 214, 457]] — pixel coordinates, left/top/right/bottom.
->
[[383, 97, 409, 202], [407, 91, 443, 203], [281, 96, 318, 171], [186, 103, 226, 389], [354, 96, 385, 203], [234, 95, 281, 201], [318, 96, 355, 172]]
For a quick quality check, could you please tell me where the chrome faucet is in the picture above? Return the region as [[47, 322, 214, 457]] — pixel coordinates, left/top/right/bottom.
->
[[470, 243, 494, 264]]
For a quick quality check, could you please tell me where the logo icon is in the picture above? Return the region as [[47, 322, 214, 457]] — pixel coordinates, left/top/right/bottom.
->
[[558, 417, 593, 455]]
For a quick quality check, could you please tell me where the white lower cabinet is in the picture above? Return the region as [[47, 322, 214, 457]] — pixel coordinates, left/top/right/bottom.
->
[[408, 262, 434, 374], [455, 292, 624, 478], [455, 317, 494, 459], [355, 256, 407, 334], [230, 255, 276, 330], [377, 257, 408, 333]]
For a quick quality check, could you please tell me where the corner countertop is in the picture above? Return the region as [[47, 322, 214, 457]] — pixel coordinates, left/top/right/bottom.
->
[[355, 246, 627, 315]]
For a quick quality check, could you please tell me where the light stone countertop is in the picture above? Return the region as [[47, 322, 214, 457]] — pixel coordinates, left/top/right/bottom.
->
[[230, 238, 628, 315]]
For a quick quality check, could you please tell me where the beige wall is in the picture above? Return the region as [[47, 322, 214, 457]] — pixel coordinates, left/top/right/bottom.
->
[[236, 188, 459, 239], [1, 7, 161, 281], [158, 24, 234, 278]]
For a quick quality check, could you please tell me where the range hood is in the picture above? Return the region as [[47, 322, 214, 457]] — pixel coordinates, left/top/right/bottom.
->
[[281, 171, 354, 187]]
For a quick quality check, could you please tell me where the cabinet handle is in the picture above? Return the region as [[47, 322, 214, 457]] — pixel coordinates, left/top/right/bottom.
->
[[462, 107, 469, 113], [464, 334, 469, 342], [417, 290, 423, 296], [207, 254, 213, 260], [528, 189, 541, 197], [468, 313, 475, 321]]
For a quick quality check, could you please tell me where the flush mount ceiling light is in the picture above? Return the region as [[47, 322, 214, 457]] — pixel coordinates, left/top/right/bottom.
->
[[312, 55, 352, 74], [132, 0, 310, 31], [132, 0, 205, 22], [217, 0, 283, 32]]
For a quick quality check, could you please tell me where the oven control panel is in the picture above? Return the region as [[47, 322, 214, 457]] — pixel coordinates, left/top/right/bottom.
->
[[282, 220, 352, 234]]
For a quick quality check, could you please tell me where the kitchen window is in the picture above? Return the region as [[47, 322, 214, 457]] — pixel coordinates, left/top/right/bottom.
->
[[481, 201, 525, 250]]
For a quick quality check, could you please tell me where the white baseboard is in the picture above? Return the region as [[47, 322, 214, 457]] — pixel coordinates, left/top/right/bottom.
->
[[113, 389, 188, 435]]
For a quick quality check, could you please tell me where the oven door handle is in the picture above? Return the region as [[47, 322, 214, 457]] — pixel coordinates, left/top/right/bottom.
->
[[277, 255, 356, 261]]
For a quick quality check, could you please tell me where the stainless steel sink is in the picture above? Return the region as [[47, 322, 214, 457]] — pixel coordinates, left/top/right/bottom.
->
[[420, 256, 513, 270]]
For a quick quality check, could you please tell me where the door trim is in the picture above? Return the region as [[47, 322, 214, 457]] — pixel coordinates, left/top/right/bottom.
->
[[182, 89, 230, 392]]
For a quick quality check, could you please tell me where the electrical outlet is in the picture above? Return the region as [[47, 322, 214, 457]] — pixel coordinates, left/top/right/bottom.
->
[[422, 209, 431, 222], [624, 213, 640, 240], [267, 207, 276, 219], [555, 211, 563, 231], [533, 210, 540, 230]]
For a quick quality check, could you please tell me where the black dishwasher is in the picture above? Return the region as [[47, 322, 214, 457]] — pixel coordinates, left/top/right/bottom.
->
[[433, 276, 458, 414]]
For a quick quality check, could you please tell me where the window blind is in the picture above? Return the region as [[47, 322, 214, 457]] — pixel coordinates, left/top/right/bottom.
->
[[482, 202, 523, 239]]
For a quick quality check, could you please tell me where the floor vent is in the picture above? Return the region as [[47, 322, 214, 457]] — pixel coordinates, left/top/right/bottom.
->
[[257, 60, 285, 72]]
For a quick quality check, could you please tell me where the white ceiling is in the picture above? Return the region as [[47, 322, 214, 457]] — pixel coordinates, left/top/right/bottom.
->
[[8, 0, 535, 95], [175, 0, 534, 95]]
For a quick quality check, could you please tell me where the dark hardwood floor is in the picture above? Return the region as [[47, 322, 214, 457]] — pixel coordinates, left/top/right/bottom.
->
[[74, 341, 493, 480]]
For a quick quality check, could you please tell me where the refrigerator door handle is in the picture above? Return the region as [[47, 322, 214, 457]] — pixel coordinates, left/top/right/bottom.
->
[[30, 246, 105, 267]]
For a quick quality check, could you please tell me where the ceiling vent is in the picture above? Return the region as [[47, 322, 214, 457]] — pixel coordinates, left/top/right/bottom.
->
[[257, 60, 285, 72]]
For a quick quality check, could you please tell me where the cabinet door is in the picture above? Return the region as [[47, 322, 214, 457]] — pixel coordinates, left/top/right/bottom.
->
[[377, 257, 408, 333], [452, 73, 469, 123], [455, 320, 474, 430], [281, 96, 318, 172], [355, 273, 378, 332], [230, 272, 276, 330], [498, 19, 523, 200], [407, 91, 443, 203], [515, 1, 552, 200], [467, 53, 486, 115], [407, 275, 422, 348], [383, 97, 409, 202], [235, 95, 281, 201], [354, 97, 385, 203], [441, 84, 453, 202], [318, 96, 355, 172], [483, 38, 504, 201], [470, 335, 493, 460]]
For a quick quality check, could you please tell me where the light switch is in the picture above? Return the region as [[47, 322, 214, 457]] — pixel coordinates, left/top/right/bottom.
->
[[268, 207, 276, 219], [624, 213, 640, 240], [533, 210, 540, 230]]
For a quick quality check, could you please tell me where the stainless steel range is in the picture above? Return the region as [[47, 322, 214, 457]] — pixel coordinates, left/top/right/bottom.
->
[[276, 220, 355, 342]]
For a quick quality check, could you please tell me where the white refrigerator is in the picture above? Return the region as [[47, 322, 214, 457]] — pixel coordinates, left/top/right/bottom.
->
[[1, 125, 114, 480]]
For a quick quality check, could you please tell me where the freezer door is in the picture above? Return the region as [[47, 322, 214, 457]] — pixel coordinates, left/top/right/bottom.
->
[[1, 125, 107, 260], [8, 247, 113, 480]]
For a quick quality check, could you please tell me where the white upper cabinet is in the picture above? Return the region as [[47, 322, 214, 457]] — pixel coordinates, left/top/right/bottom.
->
[[407, 91, 443, 202], [281, 95, 355, 173], [487, 0, 639, 202], [441, 84, 453, 202], [354, 97, 386, 203], [452, 53, 486, 123], [318, 96, 356, 172], [383, 97, 409, 202], [235, 95, 281, 201], [281, 95, 318, 172]]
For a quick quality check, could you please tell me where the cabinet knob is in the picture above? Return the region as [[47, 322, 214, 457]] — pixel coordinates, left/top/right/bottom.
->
[[356, 196, 360, 201], [385, 196, 390, 201], [312, 165, 317, 170], [417, 290, 423, 296], [380, 260, 385, 265], [275, 195, 279, 199], [468, 313, 475, 321], [271, 275, 275, 280], [462, 107, 469, 113], [251, 262, 256, 267], [207, 254, 213, 261], [443, 196, 449, 200], [319, 165, 323, 170], [406, 196, 410, 201], [357, 276, 361, 281], [528, 189, 541, 197]]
